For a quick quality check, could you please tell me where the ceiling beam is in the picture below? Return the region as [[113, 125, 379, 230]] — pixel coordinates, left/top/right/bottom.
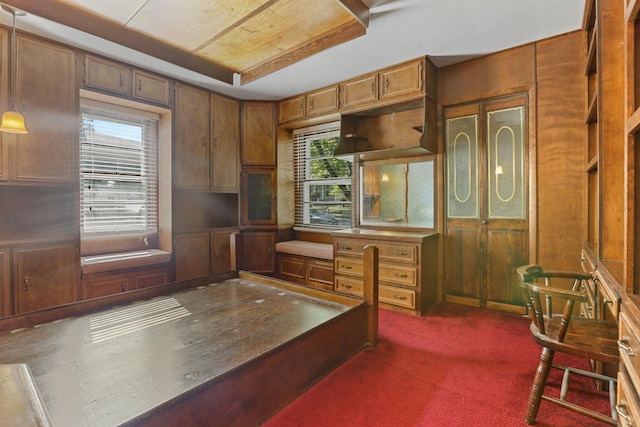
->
[[240, 19, 366, 85], [337, 0, 370, 27], [2, 0, 236, 84]]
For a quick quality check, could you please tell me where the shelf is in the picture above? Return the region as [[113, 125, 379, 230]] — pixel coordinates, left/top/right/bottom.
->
[[585, 91, 598, 124]]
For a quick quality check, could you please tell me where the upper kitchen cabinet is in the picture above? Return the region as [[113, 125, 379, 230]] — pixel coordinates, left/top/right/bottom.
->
[[84, 54, 170, 105], [278, 85, 341, 125], [211, 93, 240, 192], [278, 94, 305, 124], [241, 101, 276, 166], [174, 82, 211, 189], [11, 34, 76, 183], [340, 72, 379, 111]]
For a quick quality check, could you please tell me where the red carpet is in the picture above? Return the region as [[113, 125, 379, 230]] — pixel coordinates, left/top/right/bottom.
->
[[263, 303, 612, 426]]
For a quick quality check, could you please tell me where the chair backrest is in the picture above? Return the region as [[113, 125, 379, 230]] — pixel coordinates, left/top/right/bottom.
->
[[517, 264, 590, 342]]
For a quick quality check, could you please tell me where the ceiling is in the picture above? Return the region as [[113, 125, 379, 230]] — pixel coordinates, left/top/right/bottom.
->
[[0, 0, 586, 101]]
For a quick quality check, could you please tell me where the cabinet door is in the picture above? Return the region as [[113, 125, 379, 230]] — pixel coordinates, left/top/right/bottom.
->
[[14, 243, 78, 314], [241, 101, 276, 166], [174, 233, 210, 281], [340, 73, 378, 110], [379, 59, 424, 101], [0, 249, 9, 317], [132, 69, 170, 105], [211, 94, 239, 191], [307, 259, 334, 291], [85, 274, 129, 299], [211, 231, 233, 275], [306, 85, 339, 118], [241, 231, 275, 274], [134, 265, 171, 289], [174, 83, 210, 189], [279, 254, 305, 281], [278, 95, 305, 123], [14, 35, 76, 182], [241, 167, 277, 226], [85, 54, 131, 96]]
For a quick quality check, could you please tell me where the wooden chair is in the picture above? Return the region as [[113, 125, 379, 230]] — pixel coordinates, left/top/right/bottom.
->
[[517, 265, 619, 425]]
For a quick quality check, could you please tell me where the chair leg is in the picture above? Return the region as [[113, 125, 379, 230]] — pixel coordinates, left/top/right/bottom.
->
[[525, 347, 555, 425]]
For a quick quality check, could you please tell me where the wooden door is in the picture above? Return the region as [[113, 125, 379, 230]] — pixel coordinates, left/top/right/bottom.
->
[[13, 35, 76, 182], [241, 231, 276, 274], [174, 83, 210, 189], [174, 233, 210, 281], [211, 94, 239, 191], [14, 243, 78, 314], [444, 96, 528, 313], [241, 101, 276, 166]]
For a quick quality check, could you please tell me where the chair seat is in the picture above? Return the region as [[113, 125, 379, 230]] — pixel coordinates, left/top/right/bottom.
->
[[529, 317, 619, 364]]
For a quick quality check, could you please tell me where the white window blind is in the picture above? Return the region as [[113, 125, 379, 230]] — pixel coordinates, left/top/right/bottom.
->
[[80, 99, 159, 237], [294, 122, 353, 229]]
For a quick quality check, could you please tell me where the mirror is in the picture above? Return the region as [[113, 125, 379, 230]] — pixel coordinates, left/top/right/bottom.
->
[[359, 157, 435, 229]]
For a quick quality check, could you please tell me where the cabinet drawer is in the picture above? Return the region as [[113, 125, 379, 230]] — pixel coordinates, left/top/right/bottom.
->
[[617, 371, 640, 425], [334, 257, 364, 276], [307, 260, 334, 286], [380, 285, 415, 309], [334, 239, 365, 256], [619, 312, 640, 393], [378, 243, 417, 263], [379, 264, 417, 286], [335, 275, 362, 297]]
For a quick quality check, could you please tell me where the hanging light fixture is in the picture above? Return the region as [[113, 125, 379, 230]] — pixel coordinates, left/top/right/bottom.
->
[[0, 4, 27, 134]]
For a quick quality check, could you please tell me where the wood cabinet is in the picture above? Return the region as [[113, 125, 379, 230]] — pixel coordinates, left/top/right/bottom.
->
[[82, 263, 172, 299], [241, 167, 277, 226], [85, 55, 170, 105], [306, 86, 340, 118], [277, 253, 334, 291], [211, 94, 240, 192], [278, 95, 305, 123], [174, 83, 211, 189], [379, 59, 425, 100], [240, 231, 276, 274], [13, 243, 78, 314], [0, 249, 8, 317], [332, 229, 438, 315], [211, 230, 234, 275], [241, 101, 276, 165], [340, 72, 378, 110], [13, 34, 76, 183], [174, 232, 210, 281]]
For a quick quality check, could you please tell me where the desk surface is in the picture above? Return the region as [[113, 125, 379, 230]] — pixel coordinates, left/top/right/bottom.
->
[[0, 278, 349, 427]]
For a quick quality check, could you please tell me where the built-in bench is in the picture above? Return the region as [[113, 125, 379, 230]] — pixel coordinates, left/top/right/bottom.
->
[[80, 250, 173, 300], [275, 241, 334, 291]]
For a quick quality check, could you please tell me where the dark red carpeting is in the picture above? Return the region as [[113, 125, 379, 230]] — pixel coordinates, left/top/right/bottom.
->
[[263, 303, 613, 426]]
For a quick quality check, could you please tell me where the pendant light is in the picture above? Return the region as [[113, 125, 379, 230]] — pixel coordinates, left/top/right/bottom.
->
[[0, 4, 27, 134]]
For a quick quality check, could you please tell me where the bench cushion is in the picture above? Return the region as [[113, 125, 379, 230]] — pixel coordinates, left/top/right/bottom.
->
[[81, 249, 172, 275], [275, 241, 333, 260]]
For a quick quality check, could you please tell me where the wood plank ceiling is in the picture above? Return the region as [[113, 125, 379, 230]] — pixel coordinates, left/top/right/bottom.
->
[[3, 0, 369, 85]]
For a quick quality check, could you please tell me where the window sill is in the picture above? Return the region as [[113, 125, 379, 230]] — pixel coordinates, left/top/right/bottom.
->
[[81, 249, 171, 275]]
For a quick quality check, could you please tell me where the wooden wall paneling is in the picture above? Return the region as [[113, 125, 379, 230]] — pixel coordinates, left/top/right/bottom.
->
[[438, 44, 535, 107], [534, 31, 587, 271], [0, 28, 7, 182], [0, 249, 9, 317]]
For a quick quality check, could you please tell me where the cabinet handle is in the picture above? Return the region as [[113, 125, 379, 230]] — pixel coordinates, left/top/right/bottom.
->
[[309, 267, 313, 274], [299, 101, 304, 112], [119, 74, 124, 87], [344, 284, 352, 289], [299, 265, 303, 274], [341, 265, 352, 270], [384, 77, 389, 92], [370, 82, 375, 95], [393, 272, 408, 278], [138, 78, 142, 91], [616, 404, 633, 426], [215, 250, 219, 259], [618, 338, 635, 356], [201, 136, 206, 147], [309, 99, 313, 110], [393, 295, 407, 300], [23, 275, 30, 291], [122, 282, 126, 293], [268, 248, 272, 256], [201, 253, 206, 263], [603, 298, 613, 306], [341, 245, 352, 250], [393, 251, 408, 256]]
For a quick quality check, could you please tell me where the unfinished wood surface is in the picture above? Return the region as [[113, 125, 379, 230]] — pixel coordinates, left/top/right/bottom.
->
[[0, 276, 368, 426]]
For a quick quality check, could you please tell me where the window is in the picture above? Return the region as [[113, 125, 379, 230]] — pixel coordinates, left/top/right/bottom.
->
[[294, 122, 353, 229], [80, 99, 159, 239]]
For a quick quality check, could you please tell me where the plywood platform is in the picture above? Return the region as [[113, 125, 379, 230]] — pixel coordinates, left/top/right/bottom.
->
[[0, 276, 365, 426]]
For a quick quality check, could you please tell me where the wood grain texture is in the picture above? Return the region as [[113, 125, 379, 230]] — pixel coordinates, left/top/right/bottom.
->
[[534, 31, 587, 271], [0, 276, 370, 427]]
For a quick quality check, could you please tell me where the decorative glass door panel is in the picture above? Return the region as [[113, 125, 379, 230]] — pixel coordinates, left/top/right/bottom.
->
[[446, 114, 479, 219]]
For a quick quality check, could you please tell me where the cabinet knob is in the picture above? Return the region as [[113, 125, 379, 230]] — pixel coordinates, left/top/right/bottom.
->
[[618, 338, 635, 356], [138, 78, 143, 91], [341, 264, 352, 270], [23, 275, 30, 291], [384, 77, 390, 92], [370, 82, 375, 95]]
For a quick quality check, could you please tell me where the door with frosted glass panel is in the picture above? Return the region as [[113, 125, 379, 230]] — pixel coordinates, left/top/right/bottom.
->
[[444, 96, 528, 312]]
